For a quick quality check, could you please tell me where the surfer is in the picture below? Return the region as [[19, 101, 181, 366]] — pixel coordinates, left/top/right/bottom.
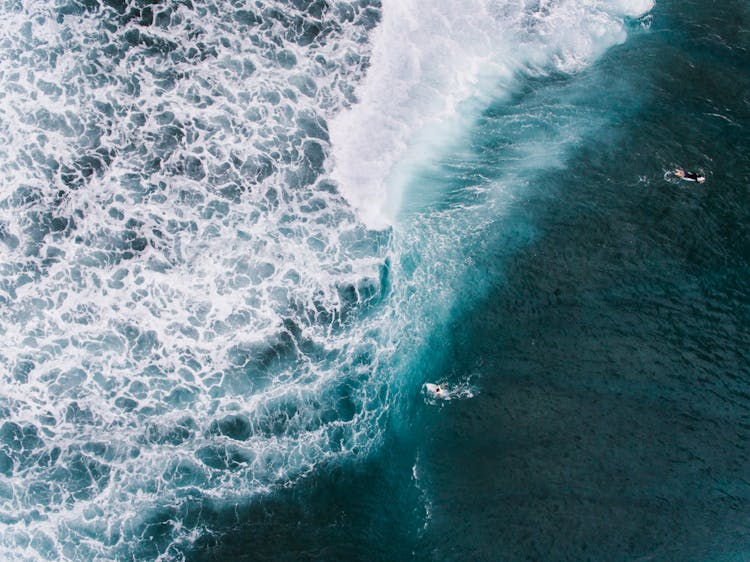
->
[[425, 383, 448, 399], [674, 168, 706, 183]]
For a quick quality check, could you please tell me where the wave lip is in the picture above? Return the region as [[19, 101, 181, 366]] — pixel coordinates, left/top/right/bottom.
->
[[329, 0, 654, 229]]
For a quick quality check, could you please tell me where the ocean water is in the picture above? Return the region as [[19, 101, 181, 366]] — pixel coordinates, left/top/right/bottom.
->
[[0, 0, 748, 560]]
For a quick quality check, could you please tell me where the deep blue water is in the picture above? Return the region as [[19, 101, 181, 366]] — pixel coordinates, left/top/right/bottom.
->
[[0, 0, 748, 560]]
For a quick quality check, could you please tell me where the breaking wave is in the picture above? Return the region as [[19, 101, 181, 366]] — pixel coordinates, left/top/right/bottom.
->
[[0, 0, 651, 558]]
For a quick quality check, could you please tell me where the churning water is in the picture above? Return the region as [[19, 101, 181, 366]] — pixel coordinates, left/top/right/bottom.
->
[[2, 0, 749, 559]]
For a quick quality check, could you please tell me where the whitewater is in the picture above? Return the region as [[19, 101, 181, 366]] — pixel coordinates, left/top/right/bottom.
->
[[0, 0, 652, 558]]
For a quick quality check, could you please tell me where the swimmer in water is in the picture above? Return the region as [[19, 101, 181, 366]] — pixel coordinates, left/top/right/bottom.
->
[[426, 383, 446, 398], [425, 382, 450, 400], [674, 168, 706, 183]]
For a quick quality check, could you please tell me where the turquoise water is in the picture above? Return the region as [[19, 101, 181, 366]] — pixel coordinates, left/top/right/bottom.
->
[[0, 0, 748, 559]]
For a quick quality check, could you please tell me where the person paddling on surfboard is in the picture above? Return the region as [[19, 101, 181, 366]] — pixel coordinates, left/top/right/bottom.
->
[[674, 168, 706, 183], [425, 383, 448, 399]]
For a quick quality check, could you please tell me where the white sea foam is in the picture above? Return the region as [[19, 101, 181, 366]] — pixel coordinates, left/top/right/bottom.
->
[[0, 0, 390, 558], [329, 0, 654, 228]]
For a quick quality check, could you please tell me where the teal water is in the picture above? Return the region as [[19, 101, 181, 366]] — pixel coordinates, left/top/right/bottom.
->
[[0, 0, 748, 559]]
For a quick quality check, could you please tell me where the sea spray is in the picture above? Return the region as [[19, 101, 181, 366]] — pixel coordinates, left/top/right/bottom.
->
[[329, 0, 654, 228]]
